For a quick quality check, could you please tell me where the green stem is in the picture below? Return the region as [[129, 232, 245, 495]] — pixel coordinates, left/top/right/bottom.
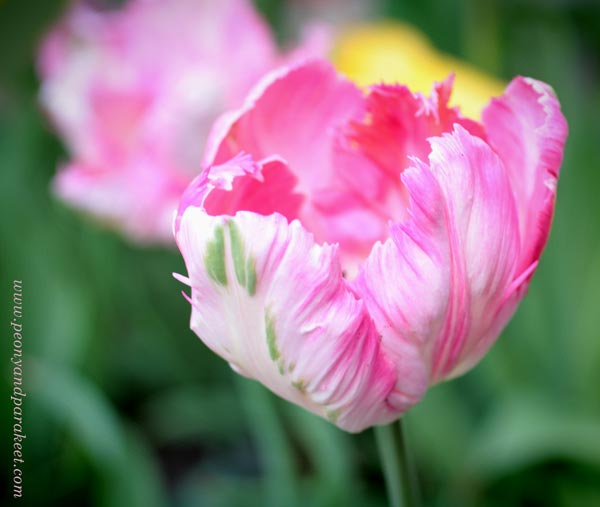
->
[[374, 419, 421, 507]]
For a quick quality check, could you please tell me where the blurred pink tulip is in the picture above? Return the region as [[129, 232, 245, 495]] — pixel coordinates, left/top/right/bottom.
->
[[174, 60, 567, 432], [39, 0, 322, 242]]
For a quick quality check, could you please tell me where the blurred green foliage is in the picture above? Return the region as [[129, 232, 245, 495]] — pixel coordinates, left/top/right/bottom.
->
[[1, 0, 600, 506]]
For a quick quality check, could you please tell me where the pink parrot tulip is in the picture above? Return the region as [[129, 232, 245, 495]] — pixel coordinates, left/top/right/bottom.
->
[[39, 0, 323, 243], [174, 60, 567, 432]]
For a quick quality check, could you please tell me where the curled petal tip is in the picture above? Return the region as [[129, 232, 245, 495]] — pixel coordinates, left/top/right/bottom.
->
[[173, 272, 191, 286]]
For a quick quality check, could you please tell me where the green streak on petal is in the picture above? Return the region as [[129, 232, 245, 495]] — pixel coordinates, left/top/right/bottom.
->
[[246, 255, 257, 296], [278, 359, 285, 375], [205, 225, 227, 286], [265, 309, 279, 362], [325, 409, 341, 424], [292, 379, 306, 392], [228, 220, 246, 287]]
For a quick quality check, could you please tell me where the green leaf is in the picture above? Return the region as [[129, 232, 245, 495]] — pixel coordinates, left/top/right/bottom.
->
[[466, 395, 600, 480], [30, 360, 168, 507]]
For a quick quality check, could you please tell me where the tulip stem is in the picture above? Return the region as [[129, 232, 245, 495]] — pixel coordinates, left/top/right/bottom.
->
[[374, 419, 420, 507]]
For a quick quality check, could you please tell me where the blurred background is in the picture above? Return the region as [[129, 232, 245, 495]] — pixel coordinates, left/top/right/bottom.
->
[[1, 0, 600, 506]]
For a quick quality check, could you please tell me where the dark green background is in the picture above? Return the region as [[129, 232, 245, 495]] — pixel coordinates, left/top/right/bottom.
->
[[1, 0, 600, 506]]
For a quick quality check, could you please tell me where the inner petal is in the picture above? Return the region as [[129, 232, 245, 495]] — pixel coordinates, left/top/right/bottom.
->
[[202, 66, 485, 275], [204, 155, 305, 222], [332, 77, 487, 232]]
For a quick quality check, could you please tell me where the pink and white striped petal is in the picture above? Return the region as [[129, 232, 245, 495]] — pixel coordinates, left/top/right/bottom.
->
[[354, 125, 521, 391], [175, 157, 398, 432], [482, 77, 568, 274]]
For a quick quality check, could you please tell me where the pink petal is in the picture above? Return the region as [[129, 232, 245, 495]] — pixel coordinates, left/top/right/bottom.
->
[[203, 60, 392, 266], [354, 126, 521, 391], [344, 76, 485, 180], [175, 153, 305, 234], [326, 75, 487, 265], [482, 77, 568, 274], [175, 202, 398, 432], [204, 60, 364, 194], [55, 158, 188, 244]]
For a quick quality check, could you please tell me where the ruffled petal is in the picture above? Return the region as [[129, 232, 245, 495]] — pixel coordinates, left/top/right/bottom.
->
[[482, 77, 568, 273], [327, 76, 487, 265], [203, 60, 391, 265], [174, 156, 398, 432], [353, 125, 521, 390], [203, 59, 364, 189], [344, 76, 485, 180]]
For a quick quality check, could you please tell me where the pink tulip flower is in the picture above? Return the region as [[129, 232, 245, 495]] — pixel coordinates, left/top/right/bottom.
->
[[174, 60, 567, 432], [39, 0, 323, 243]]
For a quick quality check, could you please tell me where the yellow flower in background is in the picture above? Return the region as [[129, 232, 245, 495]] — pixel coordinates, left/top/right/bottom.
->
[[332, 22, 505, 119]]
